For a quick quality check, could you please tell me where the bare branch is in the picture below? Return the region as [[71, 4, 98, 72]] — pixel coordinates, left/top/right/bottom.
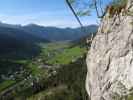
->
[[93, 0, 105, 18], [94, 0, 101, 18], [66, 0, 84, 28], [99, 0, 104, 15]]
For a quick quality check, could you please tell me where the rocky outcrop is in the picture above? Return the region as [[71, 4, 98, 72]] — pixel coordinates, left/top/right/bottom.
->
[[86, 0, 133, 100]]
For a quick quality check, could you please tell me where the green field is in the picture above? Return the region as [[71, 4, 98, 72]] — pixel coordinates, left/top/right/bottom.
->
[[26, 62, 49, 77], [38, 41, 86, 65], [46, 46, 86, 65]]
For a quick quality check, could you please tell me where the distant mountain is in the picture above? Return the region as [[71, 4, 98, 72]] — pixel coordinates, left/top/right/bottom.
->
[[22, 24, 98, 41], [0, 22, 22, 29], [0, 22, 98, 41], [72, 31, 97, 47], [0, 26, 49, 59]]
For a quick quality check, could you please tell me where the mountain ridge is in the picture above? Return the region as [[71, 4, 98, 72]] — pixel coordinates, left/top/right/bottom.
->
[[0, 22, 98, 41]]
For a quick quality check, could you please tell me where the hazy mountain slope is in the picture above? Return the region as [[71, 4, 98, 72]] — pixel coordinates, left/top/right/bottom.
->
[[71, 31, 97, 48], [0, 26, 49, 59], [22, 24, 98, 41], [0, 22, 98, 41]]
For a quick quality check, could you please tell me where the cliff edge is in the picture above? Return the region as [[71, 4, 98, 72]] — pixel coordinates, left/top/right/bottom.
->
[[86, 0, 133, 100]]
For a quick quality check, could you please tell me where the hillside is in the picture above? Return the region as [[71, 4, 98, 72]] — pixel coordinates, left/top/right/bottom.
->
[[22, 24, 98, 41], [0, 22, 98, 41], [0, 26, 49, 84], [27, 57, 88, 100], [0, 26, 49, 59], [0, 38, 89, 100]]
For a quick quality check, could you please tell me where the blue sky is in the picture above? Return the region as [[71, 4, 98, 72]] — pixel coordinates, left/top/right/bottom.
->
[[0, 0, 98, 28]]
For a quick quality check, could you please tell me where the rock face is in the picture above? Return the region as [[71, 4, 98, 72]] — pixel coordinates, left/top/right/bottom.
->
[[86, 0, 133, 100]]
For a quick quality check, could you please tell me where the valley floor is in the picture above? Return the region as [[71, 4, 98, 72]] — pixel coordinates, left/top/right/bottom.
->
[[0, 41, 88, 100]]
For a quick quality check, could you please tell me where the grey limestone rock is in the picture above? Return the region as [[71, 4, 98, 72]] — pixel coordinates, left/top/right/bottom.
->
[[86, 0, 133, 100]]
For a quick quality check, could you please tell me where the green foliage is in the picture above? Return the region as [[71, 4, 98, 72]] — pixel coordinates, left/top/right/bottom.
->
[[69, 0, 128, 17], [27, 57, 88, 100], [127, 94, 133, 100], [0, 80, 16, 92], [55, 57, 88, 100], [27, 85, 69, 100], [68, 0, 75, 4], [111, 0, 128, 7], [69, 0, 92, 17], [77, 9, 90, 16]]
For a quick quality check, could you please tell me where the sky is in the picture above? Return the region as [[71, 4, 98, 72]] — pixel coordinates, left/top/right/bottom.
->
[[0, 0, 98, 28]]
